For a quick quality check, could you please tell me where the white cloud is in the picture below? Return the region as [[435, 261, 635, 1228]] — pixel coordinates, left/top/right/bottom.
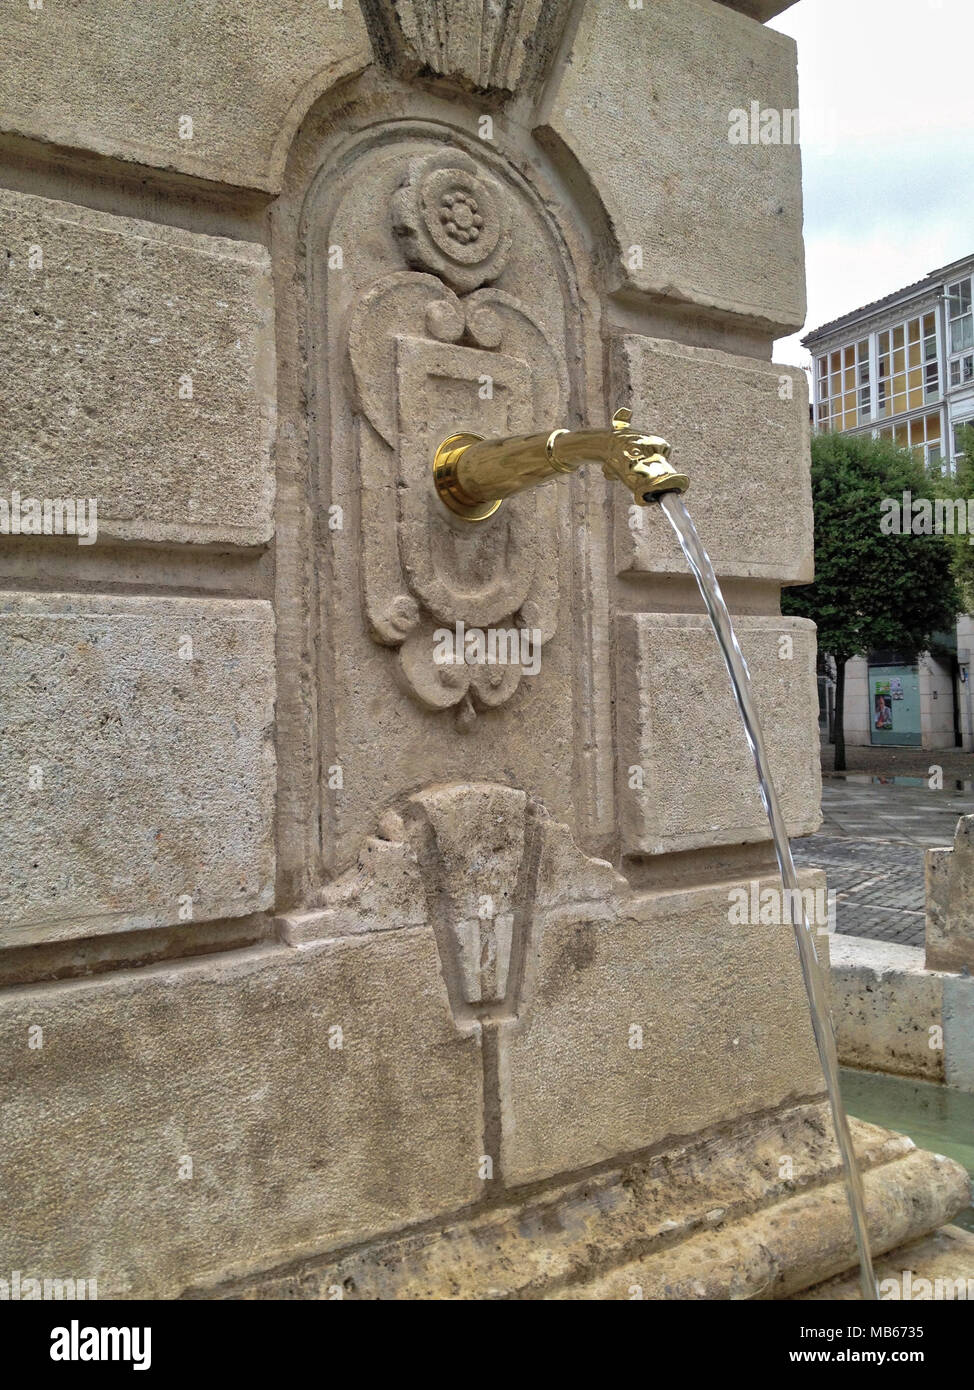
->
[[769, 0, 974, 369]]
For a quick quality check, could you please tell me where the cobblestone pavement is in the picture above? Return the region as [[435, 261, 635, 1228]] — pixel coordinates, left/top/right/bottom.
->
[[791, 835, 927, 946], [791, 775, 974, 948]]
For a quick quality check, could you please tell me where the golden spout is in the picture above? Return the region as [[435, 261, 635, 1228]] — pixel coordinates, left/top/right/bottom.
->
[[432, 408, 688, 521]]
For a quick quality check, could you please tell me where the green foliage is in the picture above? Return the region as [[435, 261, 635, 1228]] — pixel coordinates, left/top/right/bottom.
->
[[930, 424, 974, 613], [781, 431, 959, 663]]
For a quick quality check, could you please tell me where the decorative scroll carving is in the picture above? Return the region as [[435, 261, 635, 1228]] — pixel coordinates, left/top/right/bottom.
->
[[302, 122, 606, 870], [344, 148, 568, 724]]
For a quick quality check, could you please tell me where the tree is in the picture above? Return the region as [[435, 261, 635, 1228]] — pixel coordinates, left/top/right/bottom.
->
[[782, 432, 958, 771], [930, 423, 974, 612]]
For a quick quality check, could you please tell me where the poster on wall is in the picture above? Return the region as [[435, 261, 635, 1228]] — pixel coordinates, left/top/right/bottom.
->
[[890, 677, 904, 700], [874, 680, 894, 731]]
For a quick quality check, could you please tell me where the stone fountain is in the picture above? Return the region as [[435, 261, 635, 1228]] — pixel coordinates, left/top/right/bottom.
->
[[0, 0, 969, 1299]]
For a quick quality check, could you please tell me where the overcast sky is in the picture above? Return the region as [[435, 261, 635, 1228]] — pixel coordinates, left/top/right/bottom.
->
[[769, 0, 974, 369]]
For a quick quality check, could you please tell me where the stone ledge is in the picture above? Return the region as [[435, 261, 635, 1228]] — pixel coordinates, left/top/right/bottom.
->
[[797, 1225, 974, 1300], [199, 1100, 969, 1299], [719, 0, 799, 20], [562, 1147, 967, 1300], [831, 935, 945, 1083], [830, 933, 974, 1092]]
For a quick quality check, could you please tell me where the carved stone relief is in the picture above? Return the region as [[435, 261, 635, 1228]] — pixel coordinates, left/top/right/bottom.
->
[[284, 780, 624, 1030], [302, 123, 608, 872], [358, 0, 577, 97], [345, 149, 567, 722]]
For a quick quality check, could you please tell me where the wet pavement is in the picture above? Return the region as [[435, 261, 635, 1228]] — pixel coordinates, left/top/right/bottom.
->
[[791, 775, 974, 947], [814, 774, 974, 849]]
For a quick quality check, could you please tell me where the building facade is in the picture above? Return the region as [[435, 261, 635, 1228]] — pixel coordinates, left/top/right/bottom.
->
[[805, 256, 974, 752], [806, 254, 974, 472]]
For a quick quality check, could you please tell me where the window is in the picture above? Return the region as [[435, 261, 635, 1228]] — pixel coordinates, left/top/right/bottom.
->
[[881, 413, 943, 469], [950, 355, 974, 387], [892, 325, 906, 416], [857, 338, 871, 421], [909, 411, 942, 469], [815, 354, 831, 430], [923, 313, 939, 401], [955, 419, 974, 460], [949, 277, 973, 354], [877, 311, 939, 418], [877, 330, 890, 417], [817, 340, 871, 430]]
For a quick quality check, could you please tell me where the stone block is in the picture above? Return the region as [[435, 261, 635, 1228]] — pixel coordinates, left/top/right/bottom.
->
[[216, 1103, 966, 1301], [611, 335, 812, 581], [944, 975, 974, 1095], [0, 189, 275, 546], [829, 936, 945, 1082], [0, 594, 275, 948], [540, 0, 805, 332], [0, 1, 370, 191], [615, 613, 821, 855], [926, 818, 974, 973], [497, 874, 826, 1185], [720, 0, 799, 19], [0, 928, 484, 1297]]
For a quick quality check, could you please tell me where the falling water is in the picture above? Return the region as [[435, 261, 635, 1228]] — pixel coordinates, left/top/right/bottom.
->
[[657, 490, 878, 1302]]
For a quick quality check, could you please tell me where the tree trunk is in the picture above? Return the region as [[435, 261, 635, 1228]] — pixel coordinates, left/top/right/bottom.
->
[[834, 657, 847, 773]]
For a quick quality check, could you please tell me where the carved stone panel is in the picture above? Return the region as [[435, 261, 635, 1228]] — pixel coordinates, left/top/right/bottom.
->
[[276, 779, 825, 1194], [359, 0, 576, 96], [285, 780, 625, 1029], [303, 127, 599, 872], [344, 154, 566, 719]]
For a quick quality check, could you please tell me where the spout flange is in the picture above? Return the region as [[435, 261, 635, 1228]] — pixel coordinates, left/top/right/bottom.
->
[[431, 433, 502, 521]]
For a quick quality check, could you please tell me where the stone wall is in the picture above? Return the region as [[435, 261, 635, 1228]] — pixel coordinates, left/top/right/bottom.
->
[[5, 0, 959, 1301], [927, 816, 974, 973], [831, 933, 974, 1093]]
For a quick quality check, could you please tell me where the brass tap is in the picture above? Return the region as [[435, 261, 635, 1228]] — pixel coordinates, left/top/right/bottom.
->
[[432, 408, 688, 521]]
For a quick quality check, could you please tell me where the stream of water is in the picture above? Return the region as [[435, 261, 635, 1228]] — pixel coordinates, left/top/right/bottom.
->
[[658, 491, 879, 1301]]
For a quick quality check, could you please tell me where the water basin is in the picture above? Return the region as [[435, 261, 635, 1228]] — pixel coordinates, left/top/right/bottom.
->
[[841, 1067, 974, 1232]]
